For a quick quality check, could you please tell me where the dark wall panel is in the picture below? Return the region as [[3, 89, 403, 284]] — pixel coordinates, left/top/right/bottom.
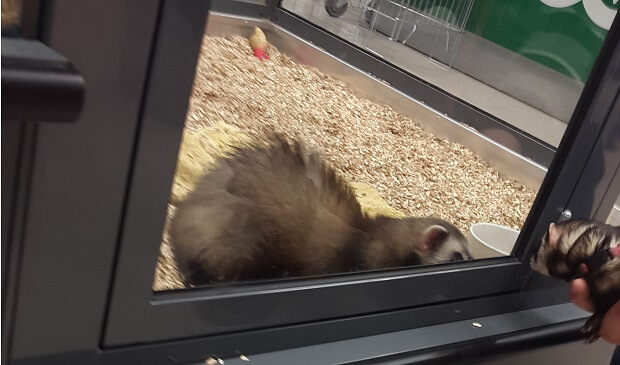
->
[[10, 0, 160, 359]]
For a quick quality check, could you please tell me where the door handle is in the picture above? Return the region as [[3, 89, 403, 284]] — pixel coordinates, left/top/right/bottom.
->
[[1, 38, 84, 123]]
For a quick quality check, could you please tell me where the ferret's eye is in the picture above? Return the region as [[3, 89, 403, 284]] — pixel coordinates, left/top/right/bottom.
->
[[449, 252, 464, 262]]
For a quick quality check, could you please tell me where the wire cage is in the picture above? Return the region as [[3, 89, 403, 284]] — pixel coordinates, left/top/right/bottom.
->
[[323, 0, 475, 68]]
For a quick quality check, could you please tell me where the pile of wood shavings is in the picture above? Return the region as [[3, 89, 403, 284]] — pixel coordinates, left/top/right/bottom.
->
[[152, 35, 537, 291], [186, 35, 537, 229]]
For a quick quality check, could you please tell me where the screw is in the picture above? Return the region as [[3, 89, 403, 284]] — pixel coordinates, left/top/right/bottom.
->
[[559, 209, 572, 222]]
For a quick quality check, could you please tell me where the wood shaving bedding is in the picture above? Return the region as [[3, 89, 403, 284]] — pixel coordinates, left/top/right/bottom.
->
[[152, 35, 537, 291]]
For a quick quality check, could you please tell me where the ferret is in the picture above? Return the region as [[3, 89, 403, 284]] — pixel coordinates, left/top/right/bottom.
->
[[530, 220, 620, 343], [169, 135, 471, 286]]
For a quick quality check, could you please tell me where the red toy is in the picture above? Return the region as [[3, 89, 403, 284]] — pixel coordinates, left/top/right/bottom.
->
[[249, 27, 269, 61]]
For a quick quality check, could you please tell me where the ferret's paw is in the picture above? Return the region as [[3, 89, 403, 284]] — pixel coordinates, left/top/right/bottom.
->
[[581, 315, 602, 343], [583, 332, 600, 344]]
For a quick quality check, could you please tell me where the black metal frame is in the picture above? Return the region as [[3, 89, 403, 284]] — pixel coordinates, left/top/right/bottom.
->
[[105, 0, 620, 347], [4, 0, 620, 364], [5, 1, 163, 362], [98, 303, 590, 364]]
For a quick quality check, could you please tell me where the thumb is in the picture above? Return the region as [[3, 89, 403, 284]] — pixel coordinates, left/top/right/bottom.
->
[[569, 279, 595, 313]]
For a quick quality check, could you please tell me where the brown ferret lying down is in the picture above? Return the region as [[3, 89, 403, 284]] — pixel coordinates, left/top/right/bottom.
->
[[169, 135, 471, 285], [531, 220, 620, 343]]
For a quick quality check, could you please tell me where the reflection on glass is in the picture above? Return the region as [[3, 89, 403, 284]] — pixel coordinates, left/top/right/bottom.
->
[[152, 1, 617, 290], [606, 196, 620, 225], [283, 0, 617, 141], [2, 0, 23, 35]]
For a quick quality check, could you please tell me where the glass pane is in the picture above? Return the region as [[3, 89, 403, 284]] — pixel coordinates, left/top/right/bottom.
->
[[606, 195, 620, 225], [152, 2, 618, 291]]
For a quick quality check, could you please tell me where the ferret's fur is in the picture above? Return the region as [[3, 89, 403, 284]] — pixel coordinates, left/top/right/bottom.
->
[[170, 136, 471, 285], [531, 220, 620, 343]]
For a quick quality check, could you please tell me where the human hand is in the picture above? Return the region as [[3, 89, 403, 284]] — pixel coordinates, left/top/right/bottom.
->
[[569, 278, 620, 344]]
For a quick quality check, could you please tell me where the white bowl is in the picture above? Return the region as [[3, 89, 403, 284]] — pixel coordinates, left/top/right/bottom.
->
[[467, 223, 520, 259]]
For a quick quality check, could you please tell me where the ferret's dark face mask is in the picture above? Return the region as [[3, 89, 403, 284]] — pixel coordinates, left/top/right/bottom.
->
[[421, 225, 472, 265], [530, 223, 561, 277]]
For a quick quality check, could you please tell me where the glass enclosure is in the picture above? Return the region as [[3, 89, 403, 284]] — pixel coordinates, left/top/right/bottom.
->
[[150, 1, 618, 291]]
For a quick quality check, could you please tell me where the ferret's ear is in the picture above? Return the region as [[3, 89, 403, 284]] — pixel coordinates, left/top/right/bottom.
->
[[548, 222, 560, 248], [422, 225, 449, 255]]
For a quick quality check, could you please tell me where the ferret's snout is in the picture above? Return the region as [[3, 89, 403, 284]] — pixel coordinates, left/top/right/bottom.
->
[[449, 252, 465, 262]]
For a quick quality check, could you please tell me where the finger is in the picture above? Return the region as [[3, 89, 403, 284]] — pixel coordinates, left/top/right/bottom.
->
[[600, 300, 620, 345], [569, 279, 595, 312]]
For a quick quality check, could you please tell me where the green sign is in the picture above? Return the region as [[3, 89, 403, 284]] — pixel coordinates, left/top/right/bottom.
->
[[466, 0, 618, 83]]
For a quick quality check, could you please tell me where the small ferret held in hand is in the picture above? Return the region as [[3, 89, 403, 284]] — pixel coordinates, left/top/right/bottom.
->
[[169, 135, 471, 286], [531, 219, 620, 343]]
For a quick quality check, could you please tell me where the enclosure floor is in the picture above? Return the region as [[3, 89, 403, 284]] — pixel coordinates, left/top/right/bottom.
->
[[153, 35, 537, 291], [281, 0, 568, 147]]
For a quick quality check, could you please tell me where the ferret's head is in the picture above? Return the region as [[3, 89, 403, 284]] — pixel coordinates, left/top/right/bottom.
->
[[366, 217, 472, 268], [530, 222, 561, 277], [415, 219, 472, 265], [530, 220, 604, 279]]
